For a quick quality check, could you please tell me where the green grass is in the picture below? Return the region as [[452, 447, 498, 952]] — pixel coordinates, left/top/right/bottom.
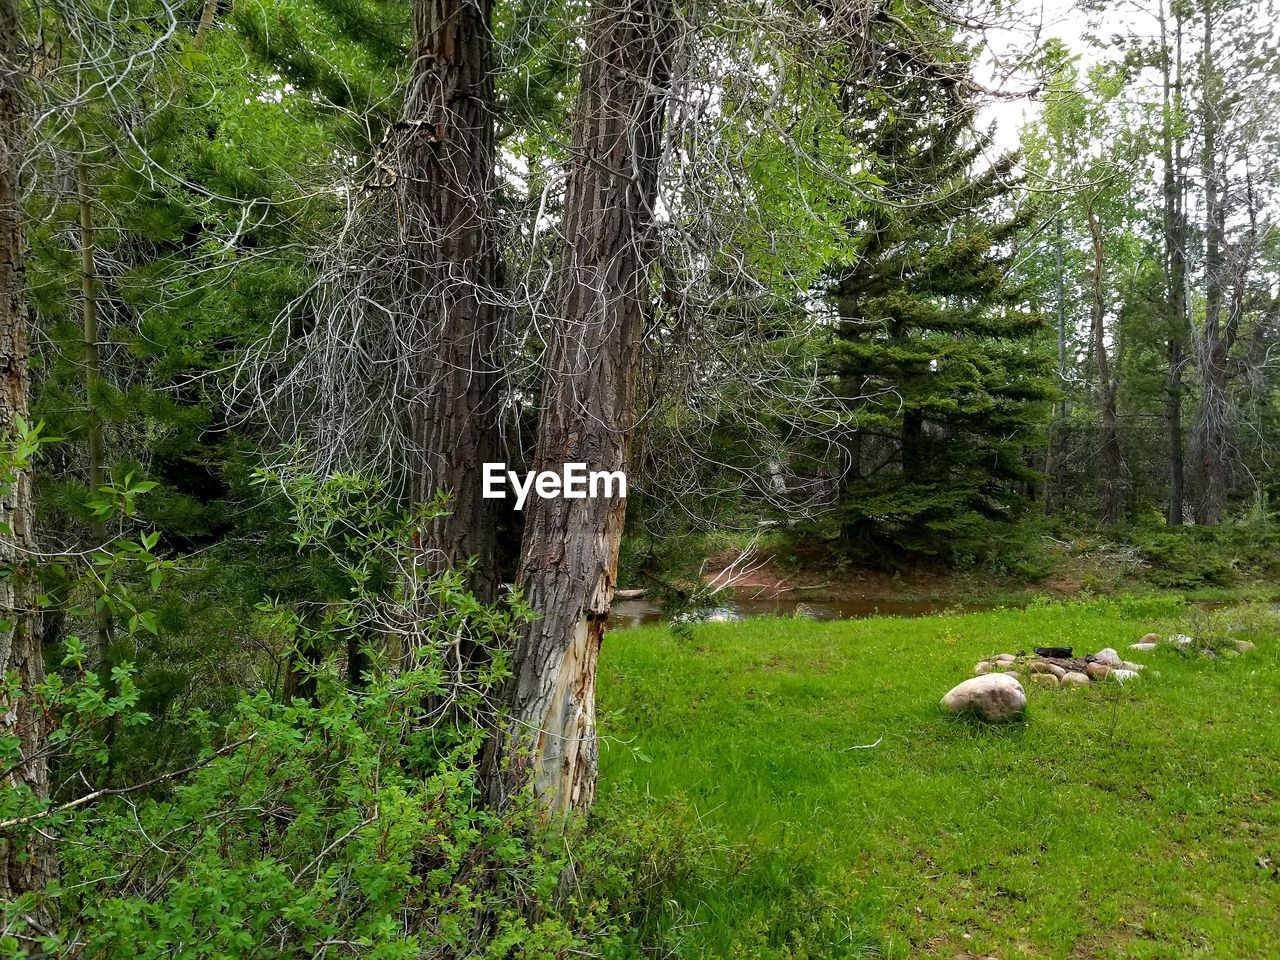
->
[[597, 598, 1280, 959]]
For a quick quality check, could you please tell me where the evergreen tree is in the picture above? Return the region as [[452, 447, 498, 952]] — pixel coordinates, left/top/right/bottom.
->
[[824, 65, 1055, 561]]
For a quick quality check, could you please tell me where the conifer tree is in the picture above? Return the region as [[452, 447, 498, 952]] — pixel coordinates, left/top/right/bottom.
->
[[825, 64, 1054, 559]]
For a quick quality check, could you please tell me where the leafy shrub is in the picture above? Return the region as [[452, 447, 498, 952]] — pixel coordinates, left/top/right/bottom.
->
[[0, 466, 658, 958]]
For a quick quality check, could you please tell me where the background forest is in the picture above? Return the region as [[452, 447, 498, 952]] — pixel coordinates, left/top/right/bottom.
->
[[2, 0, 1280, 955]]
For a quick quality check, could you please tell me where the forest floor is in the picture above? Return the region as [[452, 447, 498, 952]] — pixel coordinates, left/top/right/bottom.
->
[[597, 598, 1280, 959]]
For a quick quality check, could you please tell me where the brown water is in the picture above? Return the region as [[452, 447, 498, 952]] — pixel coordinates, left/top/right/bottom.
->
[[609, 594, 996, 628]]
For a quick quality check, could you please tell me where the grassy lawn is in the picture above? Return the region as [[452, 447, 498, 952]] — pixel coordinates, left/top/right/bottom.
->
[[596, 598, 1280, 959]]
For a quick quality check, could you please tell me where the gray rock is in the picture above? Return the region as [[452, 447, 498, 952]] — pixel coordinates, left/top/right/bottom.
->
[[995, 654, 1017, 663], [1119, 661, 1145, 672], [1094, 648, 1123, 666], [974, 661, 994, 675], [1030, 673, 1059, 689], [940, 674, 1027, 722], [1062, 672, 1091, 687], [1234, 640, 1256, 653]]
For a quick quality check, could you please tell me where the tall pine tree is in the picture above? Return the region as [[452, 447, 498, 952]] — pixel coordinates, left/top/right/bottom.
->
[[825, 60, 1054, 561]]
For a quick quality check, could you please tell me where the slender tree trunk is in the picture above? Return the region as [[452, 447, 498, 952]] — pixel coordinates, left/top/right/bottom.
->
[[1, 0, 54, 927], [1087, 207, 1123, 525], [1195, 0, 1229, 525], [1043, 216, 1067, 515], [77, 163, 114, 679], [1165, 340, 1184, 523], [1159, 0, 1187, 526], [403, 0, 503, 605], [485, 0, 674, 815]]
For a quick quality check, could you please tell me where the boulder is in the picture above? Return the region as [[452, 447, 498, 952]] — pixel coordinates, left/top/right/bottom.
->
[[1094, 648, 1123, 666], [1030, 673, 1059, 689], [1062, 671, 1090, 687], [1234, 640, 1256, 653], [1130, 642, 1158, 652], [940, 674, 1027, 723], [1111, 669, 1140, 684], [1086, 661, 1111, 681]]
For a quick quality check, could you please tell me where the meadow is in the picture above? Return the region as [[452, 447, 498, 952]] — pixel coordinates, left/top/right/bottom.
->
[[597, 599, 1280, 959]]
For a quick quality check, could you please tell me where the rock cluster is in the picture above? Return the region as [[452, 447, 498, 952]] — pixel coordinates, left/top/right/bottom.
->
[[966, 644, 1143, 692], [943, 629, 1262, 723]]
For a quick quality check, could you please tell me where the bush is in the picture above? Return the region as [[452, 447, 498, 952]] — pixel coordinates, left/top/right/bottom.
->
[[0, 468, 649, 957]]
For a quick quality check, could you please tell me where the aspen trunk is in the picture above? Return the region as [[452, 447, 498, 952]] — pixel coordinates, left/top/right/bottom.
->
[[403, 0, 503, 604], [1194, 0, 1229, 525], [486, 0, 674, 815], [1087, 208, 1123, 526], [1, 0, 54, 926]]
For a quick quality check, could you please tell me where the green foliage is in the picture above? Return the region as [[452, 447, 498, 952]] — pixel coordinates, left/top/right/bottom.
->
[[0, 465, 659, 957], [811, 18, 1055, 563]]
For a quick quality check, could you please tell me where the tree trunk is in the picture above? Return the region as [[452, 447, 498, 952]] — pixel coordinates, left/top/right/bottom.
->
[[1, 0, 54, 927], [1043, 216, 1067, 515], [1165, 341, 1185, 524], [1194, 0, 1229, 525], [1087, 207, 1123, 525], [1158, 0, 1187, 526], [485, 0, 674, 816], [402, 0, 503, 605], [77, 163, 115, 679]]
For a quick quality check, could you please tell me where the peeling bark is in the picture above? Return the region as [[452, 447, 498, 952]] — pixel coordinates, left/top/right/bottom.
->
[[486, 0, 674, 815]]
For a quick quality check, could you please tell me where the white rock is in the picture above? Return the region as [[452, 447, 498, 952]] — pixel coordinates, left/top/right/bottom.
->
[[940, 674, 1027, 723], [1062, 672, 1090, 687], [1110, 669, 1140, 684], [1094, 648, 1123, 666], [1130, 642, 1158, 652], [1119, 661, 1145, 672], [1172, 634, 1194, 648]]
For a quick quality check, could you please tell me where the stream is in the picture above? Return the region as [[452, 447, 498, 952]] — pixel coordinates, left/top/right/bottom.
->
[[610, 594, 997, 628]]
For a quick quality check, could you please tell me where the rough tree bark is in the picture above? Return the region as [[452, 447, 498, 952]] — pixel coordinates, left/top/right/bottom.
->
[[402, 0, 503, 604], [1, 0, 54, 927], [486, 0, 674, 815], [1087, 206, 1123, 525]]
